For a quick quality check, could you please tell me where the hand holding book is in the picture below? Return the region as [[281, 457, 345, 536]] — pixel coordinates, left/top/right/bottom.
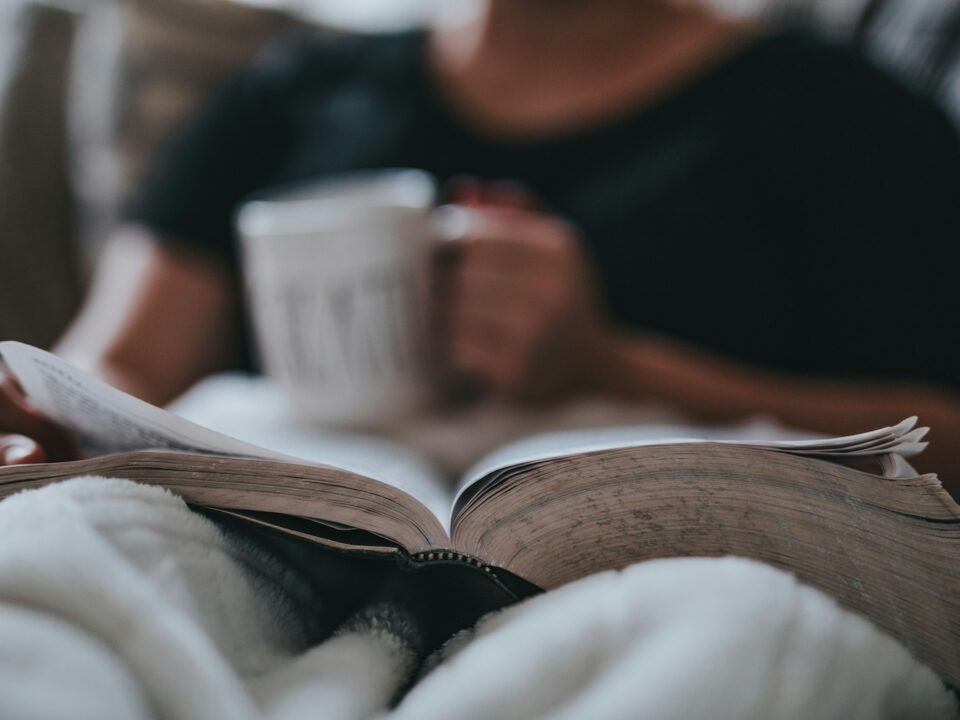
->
[[0, 371, 77, 466]]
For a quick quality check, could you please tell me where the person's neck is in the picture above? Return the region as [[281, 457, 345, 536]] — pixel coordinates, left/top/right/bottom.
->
[[429, 0, 749, 138], [441, 0, 714, 74]]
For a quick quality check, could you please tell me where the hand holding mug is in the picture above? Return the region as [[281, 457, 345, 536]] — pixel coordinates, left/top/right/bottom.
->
[[438, 184, 611, 403]]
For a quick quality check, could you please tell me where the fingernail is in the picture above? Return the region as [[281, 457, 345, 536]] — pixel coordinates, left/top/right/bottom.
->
[[4, 446, 32, 464], [2, 438, 39, 465], [432, 205, 480, 242]]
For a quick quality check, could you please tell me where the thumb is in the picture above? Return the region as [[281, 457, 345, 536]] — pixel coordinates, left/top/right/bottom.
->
[[0, 434, 47, 465]]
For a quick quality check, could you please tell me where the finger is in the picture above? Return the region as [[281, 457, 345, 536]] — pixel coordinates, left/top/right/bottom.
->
[[449, 326, 496, 385], [440, 304, 536, 382], [450, 330, 521, 395], [484, 180, 541, 211], [0, 388, 78, 462], [0, 383, 48, 436], [435, 205, 554, 271], [0, 434, 47, 465], [0, 375, 25, 397], [450, 308, 516, 352], [444, 175, 484, 206], [432, 205, 480, 264], [458, 241, 547, 276], [455, 260, 557, 311], [456, 210, 576, 262], [447, 244, 566, 350], [451, 240, 570, 289], [449, 313, 533, 395], [451, 282, 543, 345], [445, 176, 542, 211]]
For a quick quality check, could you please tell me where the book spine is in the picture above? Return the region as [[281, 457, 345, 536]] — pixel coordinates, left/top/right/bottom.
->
[[410, 549, 497, 575]]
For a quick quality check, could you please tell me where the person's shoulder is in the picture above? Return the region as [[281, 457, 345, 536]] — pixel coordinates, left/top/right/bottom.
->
[[753, 30, 899, 91], [750, 29, 957, 141]]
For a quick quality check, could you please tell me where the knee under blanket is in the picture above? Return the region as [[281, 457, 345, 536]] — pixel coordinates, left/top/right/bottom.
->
[[0, 477, 955, 720]]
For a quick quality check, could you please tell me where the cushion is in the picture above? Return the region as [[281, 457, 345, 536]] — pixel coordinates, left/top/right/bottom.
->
[[69, 0, 316, 263], [0, 2, 83, 349], [108, 0, 309, 201]]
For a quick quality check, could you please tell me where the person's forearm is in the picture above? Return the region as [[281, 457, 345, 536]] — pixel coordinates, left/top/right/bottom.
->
[[56, 231, 242, 408], [92, 358, 177, 407], [590, 331, 960, 492]]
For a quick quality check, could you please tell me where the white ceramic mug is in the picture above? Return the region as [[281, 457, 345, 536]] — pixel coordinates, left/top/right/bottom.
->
[[237, 169, 441, 428]]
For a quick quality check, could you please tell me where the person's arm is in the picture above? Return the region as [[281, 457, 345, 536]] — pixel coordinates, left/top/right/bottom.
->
[[57, 228, 243, 406], [590, 331, 960, 491]]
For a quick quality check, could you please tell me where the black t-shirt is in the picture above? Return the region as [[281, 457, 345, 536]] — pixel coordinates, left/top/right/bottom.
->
[[128, 30, 960, 389]]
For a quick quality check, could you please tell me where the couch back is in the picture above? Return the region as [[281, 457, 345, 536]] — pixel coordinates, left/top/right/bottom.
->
[[0, 3, 82, 349]]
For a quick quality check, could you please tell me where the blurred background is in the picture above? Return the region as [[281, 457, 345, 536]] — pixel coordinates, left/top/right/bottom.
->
[[1, 0, 959, 351]]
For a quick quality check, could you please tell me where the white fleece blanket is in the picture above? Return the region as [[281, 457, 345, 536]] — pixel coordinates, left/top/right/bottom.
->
[[0, 477, 955, 720]]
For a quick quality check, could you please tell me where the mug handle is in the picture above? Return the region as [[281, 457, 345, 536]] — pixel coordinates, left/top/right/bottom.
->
[[430, 204, 485, 246]]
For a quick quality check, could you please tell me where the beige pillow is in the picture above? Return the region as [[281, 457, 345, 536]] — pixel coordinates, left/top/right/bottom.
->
[[69, 0, 317, 264], [0, 2, 83, 349], [112, 0, 312, 196]]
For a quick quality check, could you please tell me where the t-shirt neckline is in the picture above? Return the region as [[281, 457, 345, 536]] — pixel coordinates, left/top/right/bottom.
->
[[409, 27, 782, 151]]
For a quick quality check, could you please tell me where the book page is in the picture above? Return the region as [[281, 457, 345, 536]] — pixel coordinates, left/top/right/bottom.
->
[[0, 342, 451, 525], [168, 373, 452, 526], [446, 440, 960, 687], [0, 342, 291, 459], [454, 416, 927, 509]]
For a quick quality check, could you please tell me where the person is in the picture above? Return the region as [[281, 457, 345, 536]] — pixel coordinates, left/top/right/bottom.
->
[[1, 0, 959, 489]]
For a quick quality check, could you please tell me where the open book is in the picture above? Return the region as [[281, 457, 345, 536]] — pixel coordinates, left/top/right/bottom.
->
[[0, 341, 958, 686]]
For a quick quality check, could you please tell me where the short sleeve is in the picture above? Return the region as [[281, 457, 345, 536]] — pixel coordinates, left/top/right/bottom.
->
[[123, 47, 298, 263]]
